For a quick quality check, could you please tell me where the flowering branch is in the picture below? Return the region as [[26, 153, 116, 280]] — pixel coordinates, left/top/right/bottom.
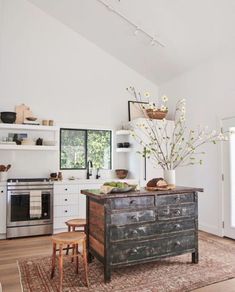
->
[[127, 87, 227, 170]]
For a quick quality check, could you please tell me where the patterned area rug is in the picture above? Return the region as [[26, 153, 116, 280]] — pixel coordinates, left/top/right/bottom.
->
[[18, 233, 235, 292]]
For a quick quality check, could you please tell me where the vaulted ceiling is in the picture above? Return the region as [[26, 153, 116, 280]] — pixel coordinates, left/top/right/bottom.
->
[[28, 0, 235, 85]]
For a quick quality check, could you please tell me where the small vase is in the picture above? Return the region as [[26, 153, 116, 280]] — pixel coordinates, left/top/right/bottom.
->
[[163, 169, 176, 187], [0, 172, 8, 182]]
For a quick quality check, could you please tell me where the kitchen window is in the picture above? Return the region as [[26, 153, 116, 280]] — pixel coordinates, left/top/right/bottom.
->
[[60, 128, 112, 170]]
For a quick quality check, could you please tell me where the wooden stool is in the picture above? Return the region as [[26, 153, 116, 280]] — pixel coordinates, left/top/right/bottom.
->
[[65, 219, 87, 257], [51, 232, 89, 291]]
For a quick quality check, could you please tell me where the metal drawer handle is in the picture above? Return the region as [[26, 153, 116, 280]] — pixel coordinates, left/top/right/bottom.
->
[[130, 215, 137, 220], [175, 241, 181, 246], [129, 248, 138, 255], [65, 188, 68, 191], [65, 198, 68, 201], [65, 210, 68, 213], [130, 200, 136, 205], [163, 209, 170, 215], [174, 224, 181, 229], [175, 196, 180, 202], [174, 209, 181, 216], [1, 190, 3, 193], [131, 230, 138, 235]]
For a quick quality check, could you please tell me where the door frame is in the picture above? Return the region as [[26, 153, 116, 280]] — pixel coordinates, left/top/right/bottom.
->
[[220, 115, 235, 238]]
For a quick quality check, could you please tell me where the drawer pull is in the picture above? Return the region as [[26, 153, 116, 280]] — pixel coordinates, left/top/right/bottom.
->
[[175, 241, 181, 246], [174, 209, 181, 216], [64, 198, 68, 201], [65, 210, 68, 213], [130, 200, 136, 205], [174, 224, 181, 229], [1, 190, 3, 193], [175, 196, 180, 202], [130, 215, 137, 220], [163, 209, 170, 215], [65, 188, 68, 191], [129, 248, 138, 255], [131, 230, 138, 235]]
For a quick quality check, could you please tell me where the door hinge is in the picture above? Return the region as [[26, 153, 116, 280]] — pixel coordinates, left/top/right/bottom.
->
[[222, 174, 225, 181], [222, 221, 225, 229]]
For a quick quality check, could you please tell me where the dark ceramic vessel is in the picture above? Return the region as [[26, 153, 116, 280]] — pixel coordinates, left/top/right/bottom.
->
[[0, 112, 16, 123]]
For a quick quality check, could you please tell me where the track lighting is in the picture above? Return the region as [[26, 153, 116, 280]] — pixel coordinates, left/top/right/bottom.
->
[[96, 0, 165, 48]]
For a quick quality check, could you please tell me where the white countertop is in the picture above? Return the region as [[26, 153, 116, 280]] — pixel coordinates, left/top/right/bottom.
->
[[53, 178, 138, 185]]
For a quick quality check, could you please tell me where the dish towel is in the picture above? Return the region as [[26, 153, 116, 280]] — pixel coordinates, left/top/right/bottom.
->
[[30, 190, 42, 219]]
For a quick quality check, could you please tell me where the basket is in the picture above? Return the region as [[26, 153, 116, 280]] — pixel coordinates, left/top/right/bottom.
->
[[146, 109, 168, 120]]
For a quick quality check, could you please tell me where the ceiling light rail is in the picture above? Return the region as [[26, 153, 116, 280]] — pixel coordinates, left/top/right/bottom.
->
[[96, 0, 165, 48]]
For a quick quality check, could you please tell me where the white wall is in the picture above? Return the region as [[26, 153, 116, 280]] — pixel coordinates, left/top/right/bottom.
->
[[0, 0, 158, 179], [160, 51, 235, 236]]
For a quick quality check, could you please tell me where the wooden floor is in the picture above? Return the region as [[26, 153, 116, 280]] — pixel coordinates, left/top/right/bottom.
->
[[0, 233, 235, 292]]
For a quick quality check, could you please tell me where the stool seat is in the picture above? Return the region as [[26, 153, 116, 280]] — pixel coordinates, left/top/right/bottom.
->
[[51, 231, 89, 290], [52, 232, 86, 244], [65, 219, 86, 227]]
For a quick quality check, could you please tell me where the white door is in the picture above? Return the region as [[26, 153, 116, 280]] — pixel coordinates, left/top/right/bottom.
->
[[222, 117, 235, 239]]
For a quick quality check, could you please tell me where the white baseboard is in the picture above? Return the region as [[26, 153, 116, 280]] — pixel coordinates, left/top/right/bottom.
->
[[0, 233, 6, 240], [199, 223, 223, 237]]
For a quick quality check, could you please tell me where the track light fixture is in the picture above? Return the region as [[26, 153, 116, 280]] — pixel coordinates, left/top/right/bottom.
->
[[96, 0, 165, 48]]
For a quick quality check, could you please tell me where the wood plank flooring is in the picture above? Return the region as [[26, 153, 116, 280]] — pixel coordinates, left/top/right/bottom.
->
[[0, 233, 235, 292]]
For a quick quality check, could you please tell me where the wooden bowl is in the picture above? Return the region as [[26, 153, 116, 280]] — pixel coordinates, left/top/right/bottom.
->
[[146, 109, 167, 120], [115, 169, 128, 179]]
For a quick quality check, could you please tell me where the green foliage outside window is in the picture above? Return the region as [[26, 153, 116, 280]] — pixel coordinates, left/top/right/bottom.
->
[[87, 130, 111, 169], [60, 129, 112, 169]]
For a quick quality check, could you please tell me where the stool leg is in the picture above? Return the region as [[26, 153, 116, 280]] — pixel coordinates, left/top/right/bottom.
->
[[66, 226, 71, 255], [71, 244, 75, 263], [51, 242, 56, 279], [75, 243, 79, 274], [82, 240, 89, 287], [59, 244, 63, 292], [71, 226, 75, 262]]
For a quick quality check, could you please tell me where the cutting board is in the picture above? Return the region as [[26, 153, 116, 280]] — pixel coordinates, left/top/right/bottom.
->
[[15, 104, 33, 124]]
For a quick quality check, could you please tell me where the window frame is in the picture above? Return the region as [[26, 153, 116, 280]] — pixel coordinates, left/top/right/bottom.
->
[[60, 128, 112, 170]]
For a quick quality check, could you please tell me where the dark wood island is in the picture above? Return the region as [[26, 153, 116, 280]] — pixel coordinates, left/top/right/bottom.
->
[[81, 186, 203, 282]]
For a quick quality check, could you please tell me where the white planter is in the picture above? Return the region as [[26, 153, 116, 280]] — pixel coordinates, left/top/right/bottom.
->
[[163, 169, 176, 187], [0, 172, 8, 182]]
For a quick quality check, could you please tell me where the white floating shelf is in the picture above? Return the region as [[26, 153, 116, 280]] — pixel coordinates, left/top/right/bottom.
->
[[0, 123, 59, 132], [116, 130, 131, 136], [0, 145, 58, 151], [116, 148, 131, 153]]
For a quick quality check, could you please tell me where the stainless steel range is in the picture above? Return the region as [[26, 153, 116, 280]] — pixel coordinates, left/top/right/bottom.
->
[[7, 178, 53, 238]]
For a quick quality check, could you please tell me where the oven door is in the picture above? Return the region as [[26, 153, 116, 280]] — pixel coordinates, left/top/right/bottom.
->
[[7, 189, 53, 227]]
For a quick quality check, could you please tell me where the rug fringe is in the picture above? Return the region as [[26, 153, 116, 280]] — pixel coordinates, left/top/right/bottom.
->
[[17, 260, 24, 292]]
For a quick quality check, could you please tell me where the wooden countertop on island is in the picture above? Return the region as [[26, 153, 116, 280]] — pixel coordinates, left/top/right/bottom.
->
[[81, 186, 203, 200]]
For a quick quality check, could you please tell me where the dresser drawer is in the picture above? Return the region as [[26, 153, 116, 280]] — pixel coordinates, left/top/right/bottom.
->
[[110, 196, 154, 210], [54, 205, 78, 218], [156, 193, 194, 206], [110, 232, 195, 264], [110, 219, 195, 242], [111, 210, 155, 226], [54, 184, 79, 194], [157, 203, 195, 220], [54, 193, 78, 206]]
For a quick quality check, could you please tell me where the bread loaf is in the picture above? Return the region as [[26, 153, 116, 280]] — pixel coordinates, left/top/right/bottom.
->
[[146, 178, 168, 188]]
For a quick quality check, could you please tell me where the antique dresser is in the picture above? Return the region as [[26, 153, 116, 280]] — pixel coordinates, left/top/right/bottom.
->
[[81, 186, 203, 282]]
